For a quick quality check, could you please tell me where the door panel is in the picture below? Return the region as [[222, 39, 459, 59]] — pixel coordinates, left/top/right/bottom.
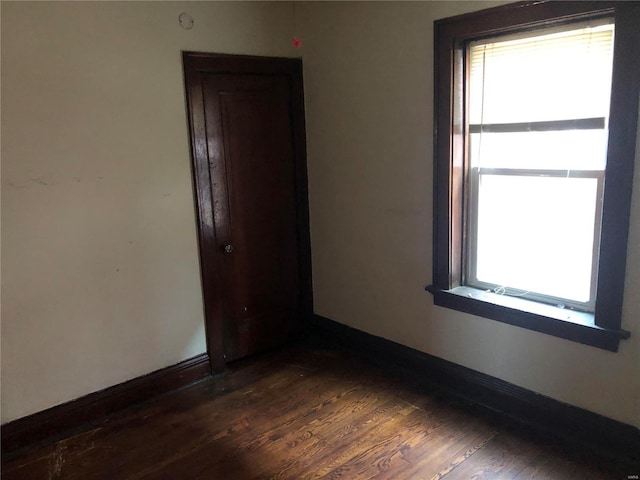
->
[[183, 53, 311, 371], [201, 74, 300, 361]]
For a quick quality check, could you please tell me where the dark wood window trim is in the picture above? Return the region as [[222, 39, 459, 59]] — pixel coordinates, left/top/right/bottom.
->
[[428, 1, 640, 352]]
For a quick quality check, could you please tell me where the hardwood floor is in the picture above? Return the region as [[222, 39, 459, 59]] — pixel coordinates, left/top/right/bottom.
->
[[1, 342, 631, 479]]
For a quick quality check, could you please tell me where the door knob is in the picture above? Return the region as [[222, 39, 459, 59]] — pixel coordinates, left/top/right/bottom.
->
[[224, 244, 234, 254]]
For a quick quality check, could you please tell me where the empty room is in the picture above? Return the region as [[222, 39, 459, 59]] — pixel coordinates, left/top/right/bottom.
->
[[2, 1, 639, 478]]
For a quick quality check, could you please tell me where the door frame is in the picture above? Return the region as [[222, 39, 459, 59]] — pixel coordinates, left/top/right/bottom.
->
[[182, 52, 313, 373]]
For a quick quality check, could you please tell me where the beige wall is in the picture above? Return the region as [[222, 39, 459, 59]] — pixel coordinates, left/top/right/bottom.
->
[[1, 1, 295, 423], [299, 1, 640, 427]]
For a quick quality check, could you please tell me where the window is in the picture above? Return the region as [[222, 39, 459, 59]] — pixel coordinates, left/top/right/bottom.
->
[[468, 22, 614, 312], [428, 1, 640, 351]]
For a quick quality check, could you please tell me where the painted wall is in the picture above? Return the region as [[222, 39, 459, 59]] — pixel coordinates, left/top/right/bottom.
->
[[298, 1, 640, 427], [1, 1, 295, 423]]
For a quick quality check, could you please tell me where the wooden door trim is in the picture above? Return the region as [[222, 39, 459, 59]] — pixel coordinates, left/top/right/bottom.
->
[[182, 52, 313, 373]]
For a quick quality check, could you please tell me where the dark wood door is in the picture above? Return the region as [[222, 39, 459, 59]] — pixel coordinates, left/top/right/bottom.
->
[[183, 54, 311, 370]]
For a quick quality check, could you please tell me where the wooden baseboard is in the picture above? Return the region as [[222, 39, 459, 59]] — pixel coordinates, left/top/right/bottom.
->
[[309, 315, 640, 465], [1, 353, 211, 455]]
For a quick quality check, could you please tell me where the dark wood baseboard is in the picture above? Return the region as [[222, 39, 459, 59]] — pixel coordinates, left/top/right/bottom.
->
[[1, 353, 211, 456], [308, 315, 640, 465]]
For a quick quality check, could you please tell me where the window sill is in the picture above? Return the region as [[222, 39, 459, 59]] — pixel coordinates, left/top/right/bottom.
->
[[425, 285, 629, 352]]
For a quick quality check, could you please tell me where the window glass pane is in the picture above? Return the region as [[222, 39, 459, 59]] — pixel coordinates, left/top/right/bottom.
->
[[469, 130, 608, 170], [475, 174, 598, 304], [469, 23, 614, 124]]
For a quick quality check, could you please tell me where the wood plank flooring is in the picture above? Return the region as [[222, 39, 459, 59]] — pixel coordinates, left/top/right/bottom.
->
[[1, 343, 631, 479]]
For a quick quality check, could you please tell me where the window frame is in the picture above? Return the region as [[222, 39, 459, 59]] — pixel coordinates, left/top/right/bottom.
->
[[428, 1, 640, 352]]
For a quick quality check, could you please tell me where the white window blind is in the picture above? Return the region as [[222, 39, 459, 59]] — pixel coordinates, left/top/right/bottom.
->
[[469, 22, 615, 125]]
